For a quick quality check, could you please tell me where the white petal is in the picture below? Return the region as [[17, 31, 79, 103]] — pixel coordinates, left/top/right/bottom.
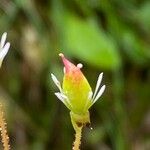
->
[[93, 73, 103, 100], [55, 92, 65, 103], [0, 42, 10, 59], [51, 73, 62, 92], [54, 92, 72, 109], [93, 85, 105, 104], [0, 32, 7, 48]]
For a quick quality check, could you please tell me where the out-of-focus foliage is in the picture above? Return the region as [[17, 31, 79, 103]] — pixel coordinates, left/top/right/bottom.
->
[[0, 0, 150, 149]]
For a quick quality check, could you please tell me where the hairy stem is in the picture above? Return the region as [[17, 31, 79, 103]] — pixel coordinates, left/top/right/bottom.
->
[[0, 104, 10, 150], [72, 126, 83, 150]]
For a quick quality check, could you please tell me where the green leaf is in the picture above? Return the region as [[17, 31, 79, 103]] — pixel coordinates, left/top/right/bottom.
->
[[63, 14, 121, 70], [122, 30, 150, 65], [135, 1, 150, 31]]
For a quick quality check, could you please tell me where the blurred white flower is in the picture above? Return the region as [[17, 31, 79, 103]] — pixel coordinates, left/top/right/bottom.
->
[[0, 32, 10, 67]]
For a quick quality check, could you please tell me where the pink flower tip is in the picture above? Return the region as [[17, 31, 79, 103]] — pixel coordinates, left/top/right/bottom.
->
[[59, 53, 76, 74]]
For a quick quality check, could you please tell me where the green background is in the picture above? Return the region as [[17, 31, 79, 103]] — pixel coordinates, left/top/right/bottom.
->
[[0, 0, 150, 149]]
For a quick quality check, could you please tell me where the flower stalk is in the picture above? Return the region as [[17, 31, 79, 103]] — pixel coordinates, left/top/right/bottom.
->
[[73, 126, 82, 150], [0, 32, 10, 150], [0, 104, 10, 150]]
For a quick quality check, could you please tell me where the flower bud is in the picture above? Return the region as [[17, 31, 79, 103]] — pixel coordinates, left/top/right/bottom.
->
[[59, 53, 92, 114], [51, 53, 105, 130]]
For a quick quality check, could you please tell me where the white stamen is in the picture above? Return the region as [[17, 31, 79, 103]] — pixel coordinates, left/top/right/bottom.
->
[[93, 85, 106, 104], [88, 91, 93, 100], [0, 42, 10, 59], [51, 73, 62, 92], [63, 67, 66, 73], [93, 73, 103, 100], [60, 93, 68, 99], [59, 53, 64, 57], [0, 32, 7, 48], [83, 91, 93, 111], [77, 63, 83, 69]]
